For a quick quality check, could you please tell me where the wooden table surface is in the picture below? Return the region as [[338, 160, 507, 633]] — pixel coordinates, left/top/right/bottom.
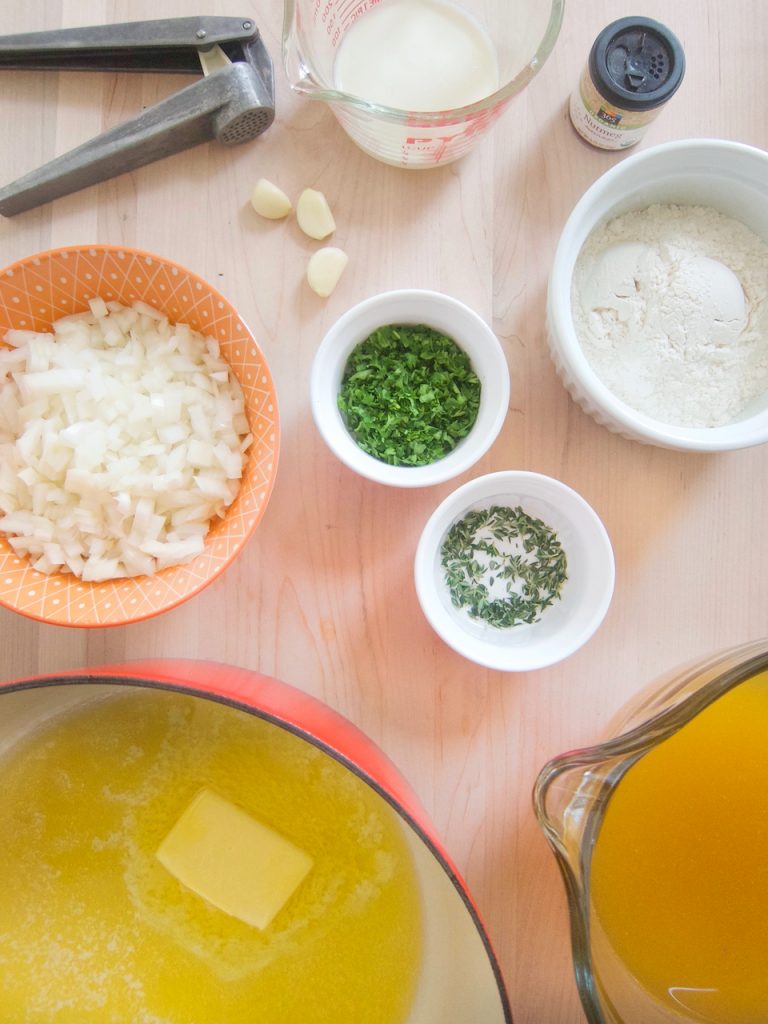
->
[[1, 2, 766, 1021]]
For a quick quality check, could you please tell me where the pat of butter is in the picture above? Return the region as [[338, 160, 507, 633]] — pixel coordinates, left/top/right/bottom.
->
[[156, 788, 313, 929]]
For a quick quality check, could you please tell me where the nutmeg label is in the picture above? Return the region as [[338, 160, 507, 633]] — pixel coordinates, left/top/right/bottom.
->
[[569, 66, 658, 150]]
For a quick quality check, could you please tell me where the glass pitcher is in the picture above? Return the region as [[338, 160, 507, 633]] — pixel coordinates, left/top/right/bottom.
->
[[282, 0, 564, 168], [534, 638, 768, 1024]]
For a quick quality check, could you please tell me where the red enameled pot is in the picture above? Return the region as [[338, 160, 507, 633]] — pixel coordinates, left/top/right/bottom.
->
[[0, 659, 512, 1023]]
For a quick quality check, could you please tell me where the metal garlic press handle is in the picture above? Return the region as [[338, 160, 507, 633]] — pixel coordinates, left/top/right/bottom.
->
[[0, 17, 259, 72], [0, 17, 275, 217]]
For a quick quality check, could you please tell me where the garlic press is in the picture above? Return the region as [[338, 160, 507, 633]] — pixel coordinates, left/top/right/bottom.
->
[[0, 16, 275, 217]]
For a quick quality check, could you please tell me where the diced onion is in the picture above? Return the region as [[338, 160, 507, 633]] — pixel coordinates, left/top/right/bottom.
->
[[0, 298, 252, 581]]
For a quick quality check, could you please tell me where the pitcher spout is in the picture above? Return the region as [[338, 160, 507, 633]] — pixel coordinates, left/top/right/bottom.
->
[[281, 0, 315, 94], [534, 743, 629, 893]]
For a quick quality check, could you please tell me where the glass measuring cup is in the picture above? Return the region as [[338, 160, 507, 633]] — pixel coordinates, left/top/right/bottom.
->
[[534, 638, 768, 1024], [282, 0, 564, 168]]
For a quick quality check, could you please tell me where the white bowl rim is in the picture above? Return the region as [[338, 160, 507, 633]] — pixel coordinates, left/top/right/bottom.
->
[[414, 470, 616, 672], [311, 289, 511, 487], [548, 137, 768, 452]]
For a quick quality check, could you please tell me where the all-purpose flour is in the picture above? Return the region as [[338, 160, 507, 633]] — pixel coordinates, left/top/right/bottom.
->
[[572, 204, 768, 427]]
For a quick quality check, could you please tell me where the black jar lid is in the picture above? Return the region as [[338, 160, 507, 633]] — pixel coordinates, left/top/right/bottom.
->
[[588, 16, 685, 111]]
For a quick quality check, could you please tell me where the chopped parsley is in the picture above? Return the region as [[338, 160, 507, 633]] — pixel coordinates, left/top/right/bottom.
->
[[440, 505, 568, 628], [337, 324, 481, 467]]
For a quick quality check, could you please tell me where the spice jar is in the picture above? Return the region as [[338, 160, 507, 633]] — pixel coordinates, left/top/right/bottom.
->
[[569, 16, 685, 150]]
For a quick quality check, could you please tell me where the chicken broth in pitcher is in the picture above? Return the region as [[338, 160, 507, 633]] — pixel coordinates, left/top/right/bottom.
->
[[0, 689, 422, 1023], [589, 670, 768, 1024]]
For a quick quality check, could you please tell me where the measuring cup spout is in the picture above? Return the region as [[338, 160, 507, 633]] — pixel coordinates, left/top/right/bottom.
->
[[281, 0, 321, 97], [534, 750, 608, 873]]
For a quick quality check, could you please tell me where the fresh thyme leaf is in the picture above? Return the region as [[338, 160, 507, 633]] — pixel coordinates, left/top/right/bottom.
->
[[440, 505, 568, 629], [337, 324, 481, 467]]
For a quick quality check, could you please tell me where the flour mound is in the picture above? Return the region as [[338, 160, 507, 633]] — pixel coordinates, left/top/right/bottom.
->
[[572, 204, 768, 428]]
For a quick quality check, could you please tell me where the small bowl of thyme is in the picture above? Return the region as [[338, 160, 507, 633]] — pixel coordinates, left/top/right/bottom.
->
[[414, 471, 615, 671], [310, 289, 510, 487]]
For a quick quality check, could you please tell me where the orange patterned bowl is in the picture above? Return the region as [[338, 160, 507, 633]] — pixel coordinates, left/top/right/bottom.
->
[[0, 246, 279, 627]]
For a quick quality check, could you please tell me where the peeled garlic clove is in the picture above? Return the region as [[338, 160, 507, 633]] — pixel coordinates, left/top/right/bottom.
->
[[307, 247, 349, 298], [296, 188, 336, 240], [250, 179, 292, 219]]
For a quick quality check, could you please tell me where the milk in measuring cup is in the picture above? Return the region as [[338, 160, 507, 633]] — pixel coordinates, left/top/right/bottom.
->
[[334, 0, 499, 112]]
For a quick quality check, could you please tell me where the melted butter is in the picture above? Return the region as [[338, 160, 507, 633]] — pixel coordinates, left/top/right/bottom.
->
[[0, 690, 422, 1023]]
